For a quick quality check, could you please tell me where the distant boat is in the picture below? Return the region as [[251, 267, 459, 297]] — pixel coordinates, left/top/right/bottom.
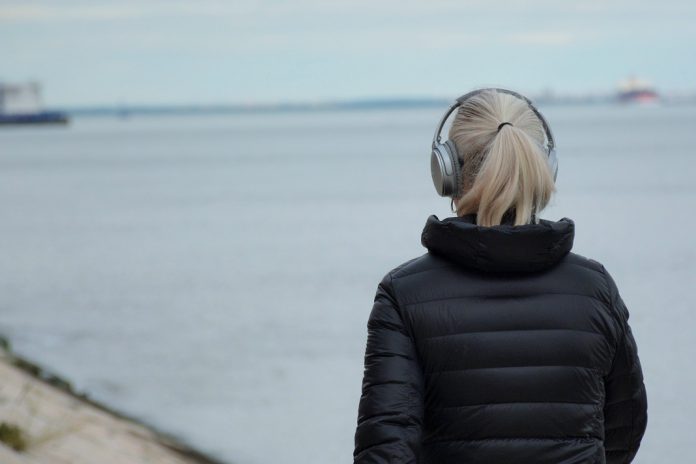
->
[[616, 77, 659, 104], [0, 82, 68, 125]]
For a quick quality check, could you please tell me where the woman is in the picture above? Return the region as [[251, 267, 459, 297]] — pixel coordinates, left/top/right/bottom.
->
[[353, 88, 648, 463]]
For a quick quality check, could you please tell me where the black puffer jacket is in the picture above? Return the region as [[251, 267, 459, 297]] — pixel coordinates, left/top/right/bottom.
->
[[353, 213, 647, 464]]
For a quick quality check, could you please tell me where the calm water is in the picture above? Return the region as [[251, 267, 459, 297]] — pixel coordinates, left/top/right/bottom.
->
[[0, 105, 694, 463]]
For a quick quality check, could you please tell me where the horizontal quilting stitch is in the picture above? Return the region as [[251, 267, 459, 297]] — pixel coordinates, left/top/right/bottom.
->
[[425, 364, 601, 376], [358, 409, 413, 422], [365, 352, 415, 361], [424, 436, 599, 445], [403, 291, 606, 308], [363, 379, 417, 390], [392, 263, 456, 280], [431, 400, 600, 410], [422, 327, 604, 341]]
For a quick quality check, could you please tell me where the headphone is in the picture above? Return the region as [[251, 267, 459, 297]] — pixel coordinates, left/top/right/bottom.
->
[[430, 87, 558, 198]]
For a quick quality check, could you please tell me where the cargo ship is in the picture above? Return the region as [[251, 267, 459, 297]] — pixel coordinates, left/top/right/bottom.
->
[[616, 77, 659, 104], [0, 82, 68, 125]]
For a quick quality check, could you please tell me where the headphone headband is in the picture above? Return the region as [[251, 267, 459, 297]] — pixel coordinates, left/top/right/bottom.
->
[[432, 87, 556, 155]]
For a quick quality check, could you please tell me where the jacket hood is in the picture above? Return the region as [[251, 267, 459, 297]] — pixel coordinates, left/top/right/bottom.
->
[[421, 213, 575, 273]]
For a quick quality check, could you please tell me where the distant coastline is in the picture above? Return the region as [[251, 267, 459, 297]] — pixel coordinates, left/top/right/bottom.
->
[[50, 92, 696, 119]]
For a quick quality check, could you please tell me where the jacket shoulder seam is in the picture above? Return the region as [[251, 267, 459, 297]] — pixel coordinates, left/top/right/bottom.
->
[[565, 253, 605, 275], [387, 253, 437, 279]]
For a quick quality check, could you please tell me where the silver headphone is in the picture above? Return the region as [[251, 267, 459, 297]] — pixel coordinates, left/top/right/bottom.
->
[[430, 87, 558, 197]]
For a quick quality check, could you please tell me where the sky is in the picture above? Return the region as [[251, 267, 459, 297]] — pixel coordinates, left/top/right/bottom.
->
[[1, 0, 695, 107]]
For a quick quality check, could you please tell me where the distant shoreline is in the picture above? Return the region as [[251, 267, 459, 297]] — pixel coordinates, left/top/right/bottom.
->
[[0, 335, 226, 464], [50, 94, 696, 119]]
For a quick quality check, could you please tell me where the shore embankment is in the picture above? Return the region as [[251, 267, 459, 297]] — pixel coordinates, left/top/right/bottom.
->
[[0, 336, 226, 464]]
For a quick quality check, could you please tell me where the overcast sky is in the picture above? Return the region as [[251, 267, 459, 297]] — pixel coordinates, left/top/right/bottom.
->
[[1, 0, 694, 106]]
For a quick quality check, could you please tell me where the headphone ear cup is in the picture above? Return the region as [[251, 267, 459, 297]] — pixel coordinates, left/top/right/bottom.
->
[[430, 144, 450, 197], [430, 140, 462, 197], [444, 140, 462, 196]]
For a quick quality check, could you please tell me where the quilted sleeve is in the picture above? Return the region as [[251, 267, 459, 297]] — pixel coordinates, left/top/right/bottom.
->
[[601, 267, 648, 464], [353, 272, 425, 463]]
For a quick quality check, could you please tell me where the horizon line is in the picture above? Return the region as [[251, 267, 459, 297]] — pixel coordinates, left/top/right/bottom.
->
[[49, 91, 696, 116]]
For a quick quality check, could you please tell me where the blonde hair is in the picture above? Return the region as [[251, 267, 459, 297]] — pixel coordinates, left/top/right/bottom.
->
[[449, 89, 556, 226]]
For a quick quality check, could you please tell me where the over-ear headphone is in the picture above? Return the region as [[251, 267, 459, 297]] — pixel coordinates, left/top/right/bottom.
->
[[430, 87, 558, 198]]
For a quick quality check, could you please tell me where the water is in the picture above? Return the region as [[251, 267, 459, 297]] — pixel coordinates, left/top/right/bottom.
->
[[0, 104, 694, 463]]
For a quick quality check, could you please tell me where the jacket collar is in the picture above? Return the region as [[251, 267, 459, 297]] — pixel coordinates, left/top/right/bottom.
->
[[421, 213, 575, 273]]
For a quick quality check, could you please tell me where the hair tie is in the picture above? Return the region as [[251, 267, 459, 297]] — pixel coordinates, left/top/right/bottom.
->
[[497, 122, 513, 132]]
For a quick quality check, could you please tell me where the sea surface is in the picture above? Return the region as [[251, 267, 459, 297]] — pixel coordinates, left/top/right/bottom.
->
[[1, 104, 694, 463]]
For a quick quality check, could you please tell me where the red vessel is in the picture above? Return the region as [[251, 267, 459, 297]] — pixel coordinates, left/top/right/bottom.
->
[[617, 77, 659, 103]]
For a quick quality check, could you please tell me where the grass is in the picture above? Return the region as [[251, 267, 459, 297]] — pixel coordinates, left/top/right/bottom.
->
[[0, 422, 28, 452]]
